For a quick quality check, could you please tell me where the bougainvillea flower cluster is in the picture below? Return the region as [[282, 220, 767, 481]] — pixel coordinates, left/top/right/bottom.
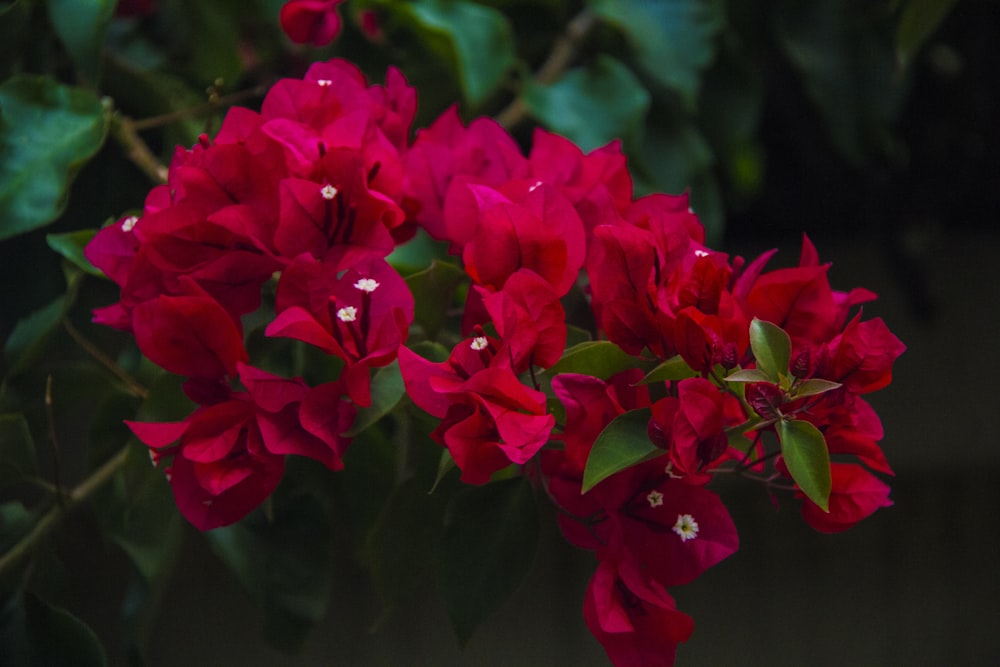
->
[[87, 59, 904, 666]]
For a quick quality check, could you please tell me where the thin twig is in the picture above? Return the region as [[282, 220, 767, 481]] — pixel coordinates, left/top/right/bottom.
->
[[131, 83, 271, 131], [0, 444, 133, 581], [495, 8, 598, 129], [44, 376, 65, 506], [63, 319, 149, 400], [111, 113, 168, 184]]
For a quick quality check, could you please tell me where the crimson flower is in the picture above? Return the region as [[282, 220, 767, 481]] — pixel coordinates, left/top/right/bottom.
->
[[280, 1, 346, 46]]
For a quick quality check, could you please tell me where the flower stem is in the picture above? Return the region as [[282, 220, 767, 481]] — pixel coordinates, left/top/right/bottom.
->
[[111, 112, 168, 184], [0, 444, 134, 581], [494, 8, 598, 129]]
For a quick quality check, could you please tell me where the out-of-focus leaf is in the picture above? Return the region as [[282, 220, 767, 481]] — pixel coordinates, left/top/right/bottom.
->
[[3, 296, 67, 378], [588, 0, 724, 107], [343, 361, 405, 437], [46, 229, 103, 277], [392, 0, 516, 106], [0, 413, 38, 485], [896, 0, 957, 68], [405, 260, 465, 340], [523, 55, 649, 151], [206, 459, 334, 652], [23, 593, 109, 667], [167, 0, 244, 87], [582, 408, 661, 492], [0, 0, 31, 77], [439, 477, 539, 645], [45, 0, 117, 86], [0, 76, 109, 240], [543, 341, 646, 380]]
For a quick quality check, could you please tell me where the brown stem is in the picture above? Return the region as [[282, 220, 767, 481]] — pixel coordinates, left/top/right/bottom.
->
[[131, 83, 271, 131], [63, 319, 149, 400], [495, 8, 598, 129], [112, 113, 168, 184]]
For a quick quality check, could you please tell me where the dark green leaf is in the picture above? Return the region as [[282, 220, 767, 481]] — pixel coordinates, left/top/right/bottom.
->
[[522, 55, 650, 151], [23, 593, 109, 667], [0, 76, 109, 240], [440, 477, 539, 645], [637, 355, 698, 384], [430, 449, 456, 494], [404, 260, 466, 339], [46, 0, 117, 86], [0, 0, 31, 77], [0, 413, 38, 485], [3, 295, 67, 378], [408, 340, 451, 363], [588, 0, 724, 107], [543, 341, 645, 380], [394, 0, 516, 106], [46, 229, 103, 277], [790, 378, 842, 399], [343, 361, 405, 437], [896, 0, 958, 68], [777, 418, 831, 512], [582, 408, 661, 493], [749, 318, 790, 383]]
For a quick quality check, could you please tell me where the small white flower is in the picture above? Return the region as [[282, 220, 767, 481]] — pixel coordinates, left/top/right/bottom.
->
[[121, 216, 139, 232], [353, 278, 380, 293], [528, 180, 544, 193], [337, 306, 358, 322], [672, 514, 699, 542], [646, 490, 664, 508], [316, 79, 333, 87], [321, 184, 339, 200], [694, 249, 710, 258], [470, 336, 489, 351]]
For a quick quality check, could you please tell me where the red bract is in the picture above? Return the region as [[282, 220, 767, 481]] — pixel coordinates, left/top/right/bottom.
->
[[816, 315, 907, 394], [280, 0, 346, 47], [798, 463, 893, 533], [399, 341, 554, 484], [583, 559, 694, 667], [127, 364, 354, 530]]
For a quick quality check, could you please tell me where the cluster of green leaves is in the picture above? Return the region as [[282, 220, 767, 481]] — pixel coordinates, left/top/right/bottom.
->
[[0, 0, 952, 664]]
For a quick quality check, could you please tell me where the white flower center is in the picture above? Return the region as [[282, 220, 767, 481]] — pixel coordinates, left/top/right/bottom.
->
[[528, 180, 543, 193], [321, 184, 339, 200], [470, 336, 488, 351], [646, 490, 664, 508], [354, 278, 380, 293], [316, 79, 333, 87], [672, 514, 699, 541], [694, 249, 710, 258], [121, 216, 139, 232], [337, 306, 358, 322]]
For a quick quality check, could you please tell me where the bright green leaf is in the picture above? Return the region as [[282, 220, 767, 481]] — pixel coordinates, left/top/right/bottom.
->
[[544, 341, 646, 380], [637, 355, 698, 384], [588, 0, 724, 107], [522, 55, 650, 151], [896, 0, 958, 68], [582, 408, 662, 493], [440, 477, 539, 645], [749, 318, 790, 383], [725, 368, 772, 383], [404, 260, 466, 339], [343, 361, 405, 437], [777, 418, 831, 512], [791, 378, 842, 399], [46, 0, 117, 86], [0, 413, 38, 485], [0, 76, 109, 240], [394, 0, 516, 106], [46, 229, 103, 277]]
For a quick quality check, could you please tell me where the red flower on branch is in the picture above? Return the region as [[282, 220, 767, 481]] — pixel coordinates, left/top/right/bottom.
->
[[280, 1, 347, 47]]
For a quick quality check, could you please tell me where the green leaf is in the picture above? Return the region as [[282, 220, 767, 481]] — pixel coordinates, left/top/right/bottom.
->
[[749, 318, 790, 383], [46, 229, 103, 277], [0, 413, 38, 485], [3, 295, 67, 378], [343, 361, 405, 437], [637, 355, 698, 384], [896, 0, 957, 68], [46, 0, 117, 86], [0, 76, 109, 240], [23, 593, 109, 667], [0, 0, 31, 77], [440, 477, 539, 645], [544, 341, 645, 380], [588, 0, 724, 107], [582, 408, 661, 493], [522, 55, 650, 151], [404, 260, 466, 339], [206, 460, 334, 652], [790, 378, 842, 399], [777, 418, 831, 512], [724, 368, 772, 384], [394, 0, 516, 106], [430, 449, 457, 494], [408, 340, 451, 363]]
